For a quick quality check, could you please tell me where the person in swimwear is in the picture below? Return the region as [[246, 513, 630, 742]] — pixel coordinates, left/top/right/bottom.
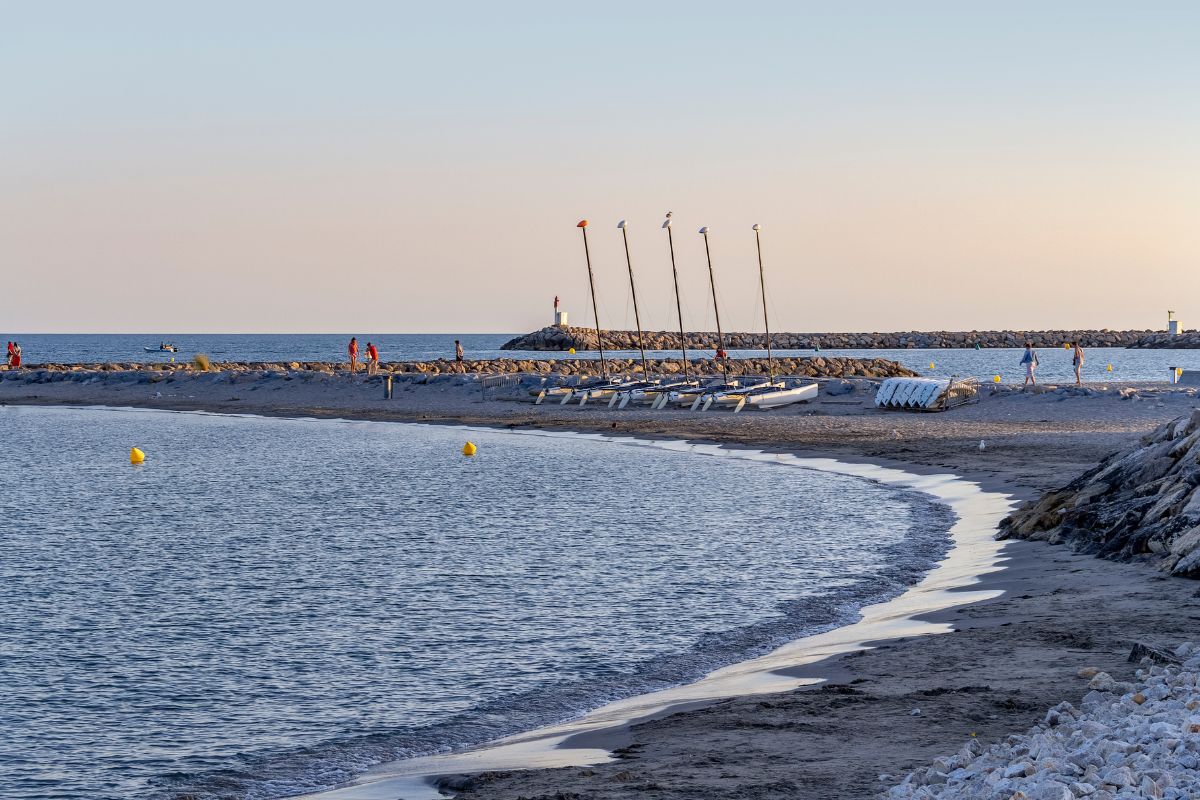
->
[[454, 340, 464, 372], [348, 337, 359, 374]]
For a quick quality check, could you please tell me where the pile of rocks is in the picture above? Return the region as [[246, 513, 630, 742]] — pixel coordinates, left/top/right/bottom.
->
[[999, 410, 1200, 575], [885, 644, 1200, 799], [502, 326, 1158, 352], [0, 356, 916, 380], [1130, 332, 1200, 349]]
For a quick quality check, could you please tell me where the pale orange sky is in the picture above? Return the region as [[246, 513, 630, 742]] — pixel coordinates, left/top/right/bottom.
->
[[3, 2, 1199, 334]]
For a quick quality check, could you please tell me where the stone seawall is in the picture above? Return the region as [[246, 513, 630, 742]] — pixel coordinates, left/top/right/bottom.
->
[[1129, 331, 1200, 349], [0, 356, 916, 380], [999, 409, 1200, 576], [502, 326, 1168, 351]]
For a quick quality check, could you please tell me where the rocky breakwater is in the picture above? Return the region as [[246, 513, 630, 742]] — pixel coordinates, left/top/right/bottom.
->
[[887, 643, 1200, 799], [1130, 331, 1200, 349], [502, 326, 1155, 351], [999, 409, 1200, 576], [0, 356, 916, 380]]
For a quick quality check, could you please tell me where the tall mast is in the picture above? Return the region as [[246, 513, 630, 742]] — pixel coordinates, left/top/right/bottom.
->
[[752, 223, 774, 383], [576, 219, 607, 378], [662, 212, 690, 381], [699, 226, 729, 384], [617, 219, 649, 377]]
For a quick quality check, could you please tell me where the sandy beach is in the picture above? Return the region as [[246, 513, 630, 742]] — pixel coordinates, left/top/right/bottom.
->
[[4, 368, 1199, 798]]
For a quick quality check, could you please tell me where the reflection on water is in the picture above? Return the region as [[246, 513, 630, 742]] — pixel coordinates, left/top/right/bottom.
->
[[0, 406, 951, 800]]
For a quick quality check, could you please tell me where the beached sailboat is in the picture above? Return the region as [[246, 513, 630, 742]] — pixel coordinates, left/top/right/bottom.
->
[[533, 219, 629, 405], [696, 224, 817, 412], [615, 213, 701, 409]]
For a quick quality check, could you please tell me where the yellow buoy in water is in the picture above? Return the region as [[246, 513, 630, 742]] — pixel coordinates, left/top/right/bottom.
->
[[462, 441, 477, 456], [1107, 364, 1114, 372], [130, 447, 146, 465], [929, 362, 935, 369], [993, 375, 1001, 383], [569, 348, 576, 355]]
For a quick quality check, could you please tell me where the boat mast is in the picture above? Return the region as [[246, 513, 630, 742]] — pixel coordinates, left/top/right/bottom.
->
[[752, 223, 774, 384], [699, 226, 729, 384], [662, 212, 690, 381], [577, 219, 607, 378], [617, 219, 650, 377]]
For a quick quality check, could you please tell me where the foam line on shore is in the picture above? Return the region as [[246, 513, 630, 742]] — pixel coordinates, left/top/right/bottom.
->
[[292, 428, 1015, 800]]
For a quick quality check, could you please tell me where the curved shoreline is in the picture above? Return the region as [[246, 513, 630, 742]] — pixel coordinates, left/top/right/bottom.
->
[[292, 430, 1014, 800]]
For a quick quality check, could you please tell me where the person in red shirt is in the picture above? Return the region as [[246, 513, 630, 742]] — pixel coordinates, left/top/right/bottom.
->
[[366, 341, 379, 375], [10, 341, 21, 368], [5, 342, 13, 367], [348, 337, 359, 374]]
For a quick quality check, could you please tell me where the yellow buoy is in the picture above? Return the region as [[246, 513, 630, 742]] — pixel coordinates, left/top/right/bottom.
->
[[1107, 364, 1113, 372], [1063, 343, 1069, 349], [462, 441, 477, 456], [929, 362, 935, 369], [569, 348, 576, 355], [130, 447, 146, 465], [993, 375, 1001, 383]]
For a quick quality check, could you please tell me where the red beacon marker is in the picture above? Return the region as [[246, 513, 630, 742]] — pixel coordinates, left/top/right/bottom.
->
[[577, 219, 588, 228]]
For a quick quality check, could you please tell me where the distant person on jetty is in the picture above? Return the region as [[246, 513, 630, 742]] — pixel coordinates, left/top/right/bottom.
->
[[715, 345, 728, 362], [7, 341, 21, 368], [1072, 342, 1085, 385], [348, 337, 359, 373], [366, 341, 379, 375], [455, 339, 465, 372], [1020, 342, 1039, 388]]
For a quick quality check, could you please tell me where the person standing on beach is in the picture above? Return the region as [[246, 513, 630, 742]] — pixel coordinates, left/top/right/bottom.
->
[[366, 341, 379, 375], [1020, 342, 1038, 388], [348, 337, 359, 374], [454, 339, 465, 372], [10, 341, 21, 368], [1072, 342, 1085, 386]]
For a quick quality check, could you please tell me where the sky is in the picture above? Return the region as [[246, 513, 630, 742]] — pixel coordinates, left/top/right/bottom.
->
[[3, 1, 1199, 334]]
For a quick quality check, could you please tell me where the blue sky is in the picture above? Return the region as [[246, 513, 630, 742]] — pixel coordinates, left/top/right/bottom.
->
[[3, 2, 1198, 333]]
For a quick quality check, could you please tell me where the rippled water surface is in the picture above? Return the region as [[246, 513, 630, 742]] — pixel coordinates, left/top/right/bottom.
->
[[0, 406, 953, 800]]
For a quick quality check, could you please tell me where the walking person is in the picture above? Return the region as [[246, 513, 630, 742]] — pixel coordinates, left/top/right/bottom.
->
[[366, 341, 379, 375], [348, 336, 359, 374], [1072, 342, 1085, 386], [454, 339, 465, 373], [1020, 341, 1038, 388]]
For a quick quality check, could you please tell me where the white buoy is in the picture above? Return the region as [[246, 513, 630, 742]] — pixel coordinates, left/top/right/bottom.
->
[[979, 440, 986, 451]]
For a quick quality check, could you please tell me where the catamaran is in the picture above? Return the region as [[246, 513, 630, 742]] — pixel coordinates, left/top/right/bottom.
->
[[695, 224, 817, 412]]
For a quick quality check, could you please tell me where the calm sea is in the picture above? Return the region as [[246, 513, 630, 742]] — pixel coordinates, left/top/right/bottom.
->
[[0, 406, 952, 800], [5, 333, 1198, 383]]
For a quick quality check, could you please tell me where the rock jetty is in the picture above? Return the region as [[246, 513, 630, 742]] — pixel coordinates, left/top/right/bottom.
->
[[999, 409, 1200, 576], [887, 643, 1200, 799], [0, 356, 916, 380], [1129, 331, 1200, 349], [502, 326, 1161, 352]]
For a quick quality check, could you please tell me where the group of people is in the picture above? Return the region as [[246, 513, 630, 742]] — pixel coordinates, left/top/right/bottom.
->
[[1020, 341, 1085, 387], [344, 337, 467, 375], [5, 341, 21, 368]]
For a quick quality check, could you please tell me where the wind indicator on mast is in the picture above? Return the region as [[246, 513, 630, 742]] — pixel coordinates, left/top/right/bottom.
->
[[662, 212, 690, 381], [752, 223, 775, 384], [617, 219, 650, 377], [698, 225, 729, 384], [577, 219, 607, 378]]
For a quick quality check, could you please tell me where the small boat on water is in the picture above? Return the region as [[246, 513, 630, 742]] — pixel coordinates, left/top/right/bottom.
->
[[144, 342, 178, 353]]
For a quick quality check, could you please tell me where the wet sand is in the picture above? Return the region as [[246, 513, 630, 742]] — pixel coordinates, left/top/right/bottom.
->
[[4, 372, 1200, 798]]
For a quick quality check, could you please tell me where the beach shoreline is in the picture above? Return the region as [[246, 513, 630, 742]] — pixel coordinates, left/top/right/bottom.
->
[[5, 374, 1200, 799]]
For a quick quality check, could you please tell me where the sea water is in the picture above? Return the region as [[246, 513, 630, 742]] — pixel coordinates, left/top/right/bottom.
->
[[6, 333, 1198, 383], [0, 406, 954, 799]]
